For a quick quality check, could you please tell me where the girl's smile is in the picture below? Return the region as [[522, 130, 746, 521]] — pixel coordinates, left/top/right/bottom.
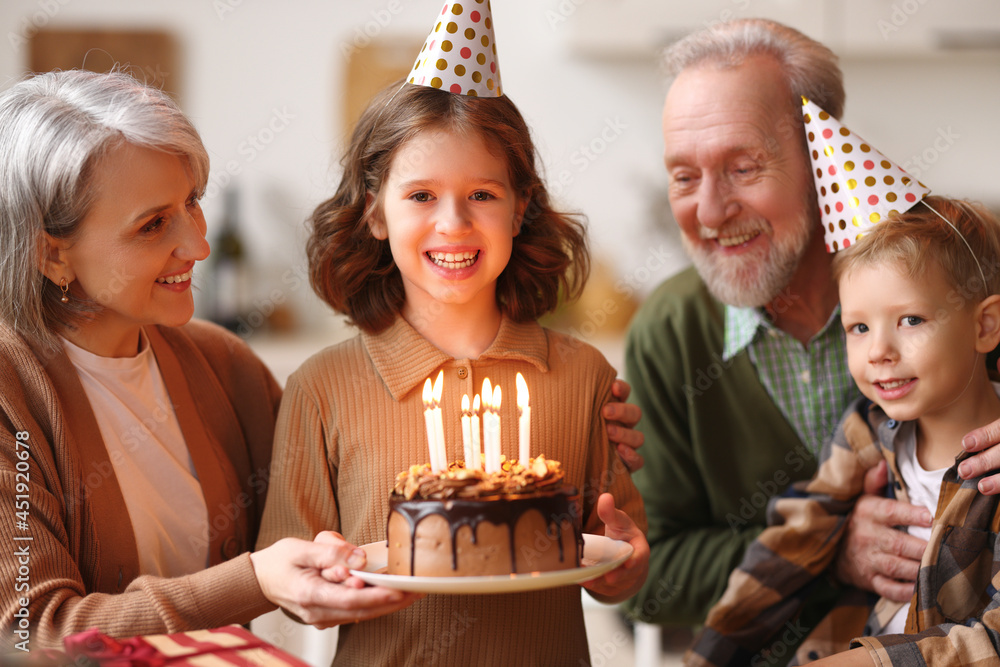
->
[[426, 249, 480, 270]]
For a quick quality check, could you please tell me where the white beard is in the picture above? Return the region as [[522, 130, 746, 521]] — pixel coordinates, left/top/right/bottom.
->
[[682, 212, 814, 308]]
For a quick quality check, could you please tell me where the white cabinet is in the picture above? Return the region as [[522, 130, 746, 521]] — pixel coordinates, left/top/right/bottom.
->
[[837, 0, 1000, 57], [562, 0, 827, 59], [562, 0, 1000, 59]]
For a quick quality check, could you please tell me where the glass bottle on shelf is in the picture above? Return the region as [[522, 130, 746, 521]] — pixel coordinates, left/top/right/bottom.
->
[[209, 185, 249, 332]]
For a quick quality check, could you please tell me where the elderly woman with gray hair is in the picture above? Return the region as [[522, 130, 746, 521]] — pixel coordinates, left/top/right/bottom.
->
[[0, 69, 421, 651]]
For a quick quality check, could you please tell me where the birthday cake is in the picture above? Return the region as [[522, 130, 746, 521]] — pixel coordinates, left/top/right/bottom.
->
[[386, 456, 583, 577]]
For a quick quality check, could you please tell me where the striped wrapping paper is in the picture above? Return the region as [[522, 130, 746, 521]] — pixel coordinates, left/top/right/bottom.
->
[[61, 624, 311, 666]]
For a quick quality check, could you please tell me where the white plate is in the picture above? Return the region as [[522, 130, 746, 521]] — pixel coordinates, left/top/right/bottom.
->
[[349, 534, 633, 594]]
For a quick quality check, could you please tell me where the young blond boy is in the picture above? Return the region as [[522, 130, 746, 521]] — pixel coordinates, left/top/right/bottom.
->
[[686, 196, 1000, 666]]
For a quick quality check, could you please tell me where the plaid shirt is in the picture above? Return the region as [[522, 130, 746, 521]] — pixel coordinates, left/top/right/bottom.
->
[[686, 396, 1000, 666], [725, 305, 858, 456]]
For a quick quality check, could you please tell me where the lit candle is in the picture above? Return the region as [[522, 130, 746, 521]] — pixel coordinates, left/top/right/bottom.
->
[[482, 378, 499, 473], [461, 394, 473, 466], [490, 385, 502, 473], [422, 378, 440, 472], [471, 394, 482, 471], [516, 372, 531, 467], [432, 370, 446, 472]]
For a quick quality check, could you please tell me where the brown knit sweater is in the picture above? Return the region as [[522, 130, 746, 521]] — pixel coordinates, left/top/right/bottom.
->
[[257, 315, 646, 667], [0, 320, 280, 652]]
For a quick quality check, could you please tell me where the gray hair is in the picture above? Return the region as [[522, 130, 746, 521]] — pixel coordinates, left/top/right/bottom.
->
[[0, 69, 209, 347], [664, 18, 845, 119]]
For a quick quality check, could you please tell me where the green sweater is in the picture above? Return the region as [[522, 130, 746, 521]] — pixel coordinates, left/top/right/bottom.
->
[[624, 267, 822, 626]]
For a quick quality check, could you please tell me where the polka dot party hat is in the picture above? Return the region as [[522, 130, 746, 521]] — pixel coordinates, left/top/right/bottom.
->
[[408, 1, 501, 97], [802, 96, 930, 252]]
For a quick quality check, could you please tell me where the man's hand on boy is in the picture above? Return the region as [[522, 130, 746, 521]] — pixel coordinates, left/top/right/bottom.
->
[[605, 379, 644, 472], [834, 460, 930, 601], [959, 418, 1000, 494], [581, 493, 649, 604]]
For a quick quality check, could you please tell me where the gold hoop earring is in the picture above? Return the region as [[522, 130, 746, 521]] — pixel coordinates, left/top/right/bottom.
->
[[59, 278, 69, 304]]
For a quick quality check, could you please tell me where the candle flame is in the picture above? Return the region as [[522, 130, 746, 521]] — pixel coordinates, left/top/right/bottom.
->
[[422, 378, 433, 407], [482, 378, 493, 406], [462, 393, 470, 415], [516, 372, 529, 411], [493, 385, 502, 410], [473, 394, 481, 411], [432, 369, 444, 405]]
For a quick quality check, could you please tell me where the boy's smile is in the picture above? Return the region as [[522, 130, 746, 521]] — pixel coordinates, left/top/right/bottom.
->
[[871, 377, 916, 402]]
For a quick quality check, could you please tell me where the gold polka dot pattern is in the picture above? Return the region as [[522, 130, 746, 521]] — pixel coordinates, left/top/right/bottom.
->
[[408, 1, 502, 98], [801, 96, 929, 253]]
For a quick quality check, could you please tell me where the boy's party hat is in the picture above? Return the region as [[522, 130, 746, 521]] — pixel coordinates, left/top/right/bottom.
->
[[802, 96, 929, 252], [408, 1, 502, 97]]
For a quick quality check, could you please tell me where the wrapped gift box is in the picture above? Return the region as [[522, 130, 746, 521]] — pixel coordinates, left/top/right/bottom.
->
[[59, 624, 311, 666]]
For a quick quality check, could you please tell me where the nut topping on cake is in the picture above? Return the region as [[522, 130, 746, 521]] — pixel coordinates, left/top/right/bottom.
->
[[391, 455, 565, 500]]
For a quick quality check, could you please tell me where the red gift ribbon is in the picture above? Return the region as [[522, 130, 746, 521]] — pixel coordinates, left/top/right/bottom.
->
[[63, 628, 280, 666], [64, 630, 165, 666]]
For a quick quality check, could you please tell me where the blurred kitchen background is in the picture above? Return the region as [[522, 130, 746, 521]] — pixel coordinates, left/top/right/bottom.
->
[[3, 1, 998, 664]]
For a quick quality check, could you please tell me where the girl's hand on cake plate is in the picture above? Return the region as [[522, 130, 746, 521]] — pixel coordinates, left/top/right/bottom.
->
[[250, 532, 423, 629], [605, 379, 644, 472], [581, 493, 650, 604], [313, 530, 369, 584]]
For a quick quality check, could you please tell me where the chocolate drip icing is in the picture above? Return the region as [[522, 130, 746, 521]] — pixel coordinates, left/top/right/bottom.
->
[[389, 489, 583, 576]]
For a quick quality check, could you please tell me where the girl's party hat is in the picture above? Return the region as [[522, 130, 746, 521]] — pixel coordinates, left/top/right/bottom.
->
[[802, 96, 929, 252], [408, 1, 502, 97]]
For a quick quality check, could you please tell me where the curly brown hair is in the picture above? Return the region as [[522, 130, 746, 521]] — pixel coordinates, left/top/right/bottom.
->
[[307, 81, 589, 334]]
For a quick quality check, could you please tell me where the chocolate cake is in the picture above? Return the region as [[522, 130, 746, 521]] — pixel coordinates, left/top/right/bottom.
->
[[386, 456, 583, 577]]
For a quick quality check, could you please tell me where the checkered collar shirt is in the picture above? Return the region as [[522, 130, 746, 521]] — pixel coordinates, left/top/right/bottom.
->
[[723, 303, 859, 455]]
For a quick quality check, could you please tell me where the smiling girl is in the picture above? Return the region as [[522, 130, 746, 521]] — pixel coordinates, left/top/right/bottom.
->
[[256, 80, 649, 666]]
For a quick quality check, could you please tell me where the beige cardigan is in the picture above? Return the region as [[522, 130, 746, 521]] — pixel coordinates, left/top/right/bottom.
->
[[258, 316, 646, 667], [0, 320, 280, 651]]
